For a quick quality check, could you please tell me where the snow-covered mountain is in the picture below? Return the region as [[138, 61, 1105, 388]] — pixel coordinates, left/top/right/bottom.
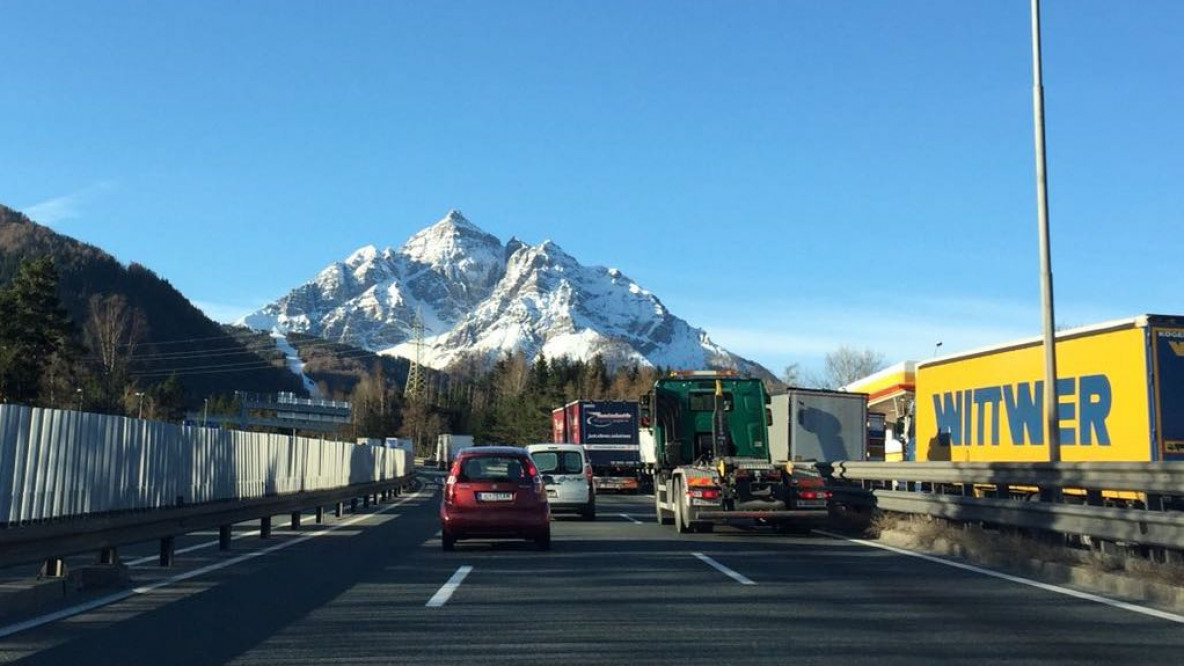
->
[[240, 210, 773, 379]]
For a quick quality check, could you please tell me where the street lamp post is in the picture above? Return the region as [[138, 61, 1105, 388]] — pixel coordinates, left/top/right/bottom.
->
[[135, 392, 145, 420], [1031, 0, 1061, 463], [203, 398, 209, 427], [75, 388, 83, 412]]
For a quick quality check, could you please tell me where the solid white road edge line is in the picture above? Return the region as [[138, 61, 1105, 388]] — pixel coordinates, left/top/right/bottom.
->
[[693, 552, 756, 585], [619, 513, 643, 525], [426, 566, 474, 608], [816, 529, 1184, 625], [0, 490, 426, 640]]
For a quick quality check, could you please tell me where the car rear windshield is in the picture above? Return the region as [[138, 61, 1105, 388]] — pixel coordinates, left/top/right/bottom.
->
[[458, 455, 528, 482], [532, 451, 584, 475]]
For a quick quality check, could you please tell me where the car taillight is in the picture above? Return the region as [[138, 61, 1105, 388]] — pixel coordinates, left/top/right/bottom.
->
[[585, 464, 594, 483], [444, 474, 457, 504], [523, 458, 543, 494]]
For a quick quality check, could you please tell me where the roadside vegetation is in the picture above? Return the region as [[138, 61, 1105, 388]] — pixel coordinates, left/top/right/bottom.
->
[[868, 512, 1184, 590]]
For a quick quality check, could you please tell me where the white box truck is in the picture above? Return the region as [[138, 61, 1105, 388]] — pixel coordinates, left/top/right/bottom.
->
[[435, 434, 475, 470], [770, 389, 870, 462]]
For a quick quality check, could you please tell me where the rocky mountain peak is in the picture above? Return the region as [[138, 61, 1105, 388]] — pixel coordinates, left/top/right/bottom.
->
[[241, 211, 772, 380], [345, 244, 378, 268], [443, 208, 470, 225]]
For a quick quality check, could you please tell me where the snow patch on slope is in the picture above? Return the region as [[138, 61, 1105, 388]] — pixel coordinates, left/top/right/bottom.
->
[[271, 332, 320, 398]]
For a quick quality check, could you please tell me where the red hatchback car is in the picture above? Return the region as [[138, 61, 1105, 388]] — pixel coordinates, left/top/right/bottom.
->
[[439, 446, 551, 551]]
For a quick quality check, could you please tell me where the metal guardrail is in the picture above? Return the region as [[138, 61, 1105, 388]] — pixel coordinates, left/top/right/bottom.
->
[[809, 461, 1184, 550], [820, 461, 1184, 496], [1, 404, 409, 524], [0, 403, 418, 569], [0, 477, 416, 569]]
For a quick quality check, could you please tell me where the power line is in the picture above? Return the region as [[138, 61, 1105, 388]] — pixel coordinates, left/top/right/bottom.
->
[[128, 363, 296, 379], [110, 332, 250, 349], [84, 340, 277, 362], [108, 327, 337, 349], [127, 358, 291, 375], [127, 346, 409, 378], [98, 332, 381, 362]]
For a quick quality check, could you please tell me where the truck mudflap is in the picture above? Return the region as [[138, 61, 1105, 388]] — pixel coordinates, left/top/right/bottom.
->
[[693, 509, 830, 522]]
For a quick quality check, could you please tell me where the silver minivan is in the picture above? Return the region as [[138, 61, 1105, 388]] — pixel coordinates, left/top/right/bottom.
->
[[526, 443, 595, 520]]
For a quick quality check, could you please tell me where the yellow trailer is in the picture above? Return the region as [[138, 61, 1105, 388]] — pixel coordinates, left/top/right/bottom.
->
[[915, 314, 1184, 463]]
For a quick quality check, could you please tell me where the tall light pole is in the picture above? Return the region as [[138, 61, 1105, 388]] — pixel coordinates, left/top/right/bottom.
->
[[203, 398, 210, 427], [135, 391, 145, 420], [75, 387, 83, 412], [1031, 0, 1060, 463]]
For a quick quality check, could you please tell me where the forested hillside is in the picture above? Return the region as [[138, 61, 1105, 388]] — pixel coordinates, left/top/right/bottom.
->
[[0, 204, 304, 416]]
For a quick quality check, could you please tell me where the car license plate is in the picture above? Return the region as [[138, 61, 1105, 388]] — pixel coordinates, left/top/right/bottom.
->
[[546, 489, 558, 498], [797, 500, 826, 508], [478, 492, 513, 502]]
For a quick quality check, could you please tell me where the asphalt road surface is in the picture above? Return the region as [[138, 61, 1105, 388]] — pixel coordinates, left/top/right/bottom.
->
[[2, 485, 1182, 665]]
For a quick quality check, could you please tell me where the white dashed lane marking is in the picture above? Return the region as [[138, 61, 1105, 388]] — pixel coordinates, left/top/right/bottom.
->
[[426, 566, 474, 607]]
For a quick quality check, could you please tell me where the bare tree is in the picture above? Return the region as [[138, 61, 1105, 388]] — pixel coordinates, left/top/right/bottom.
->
[[399, 399, 444, 458], [496, 350, 531, 397], [816, 346, 887, 390], [781, 363, 801, 386], [86, 294, 146, 374]]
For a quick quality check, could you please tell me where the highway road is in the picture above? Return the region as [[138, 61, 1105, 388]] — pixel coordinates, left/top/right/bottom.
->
[[2, 482, 1182, 665]]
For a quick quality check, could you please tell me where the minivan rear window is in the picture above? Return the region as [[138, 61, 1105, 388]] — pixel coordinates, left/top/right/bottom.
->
[[458, 455, 528, 482], [532, 451, 584, 475]]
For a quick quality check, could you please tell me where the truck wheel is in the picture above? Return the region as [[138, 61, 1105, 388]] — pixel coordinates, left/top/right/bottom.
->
[[676, 479, 692, 534], [670, 480, 682, 529], [654, 489, 672, 525]]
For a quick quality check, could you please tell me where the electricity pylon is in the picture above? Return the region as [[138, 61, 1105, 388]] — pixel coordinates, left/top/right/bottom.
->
[[403, 309, 426, 401]]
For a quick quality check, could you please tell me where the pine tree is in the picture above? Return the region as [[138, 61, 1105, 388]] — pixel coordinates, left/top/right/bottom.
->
[[151, 374, 187, 421], [0, 256, 75, 405]]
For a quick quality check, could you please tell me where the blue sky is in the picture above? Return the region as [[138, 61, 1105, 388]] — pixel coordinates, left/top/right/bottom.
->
[[3, 1, 1182, 377]]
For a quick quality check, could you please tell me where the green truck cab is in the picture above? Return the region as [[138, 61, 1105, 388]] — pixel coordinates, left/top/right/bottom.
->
[[645, 371, 772, 467]]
